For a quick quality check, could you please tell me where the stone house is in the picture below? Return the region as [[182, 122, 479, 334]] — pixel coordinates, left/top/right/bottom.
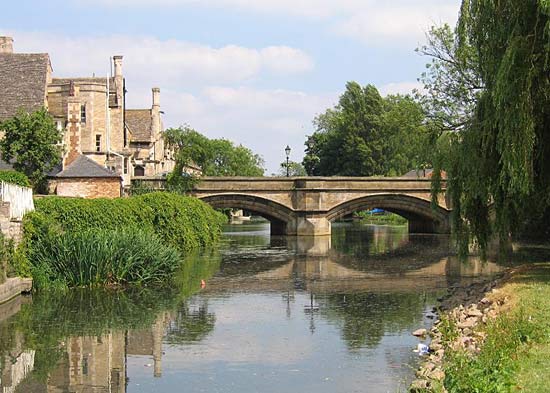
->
[[49, 154, 122, 198], [0, 36, 176, 195], [0, 36, 52, 122]]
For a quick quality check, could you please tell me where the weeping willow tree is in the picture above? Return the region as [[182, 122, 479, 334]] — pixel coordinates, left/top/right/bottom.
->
[[425, 1, 550, 253]]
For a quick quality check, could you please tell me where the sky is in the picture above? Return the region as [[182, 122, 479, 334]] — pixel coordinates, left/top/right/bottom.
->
[[1, 0, 460, 174]]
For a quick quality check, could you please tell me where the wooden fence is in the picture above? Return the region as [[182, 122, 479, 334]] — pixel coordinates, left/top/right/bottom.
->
[[0, 181, 34, 220]]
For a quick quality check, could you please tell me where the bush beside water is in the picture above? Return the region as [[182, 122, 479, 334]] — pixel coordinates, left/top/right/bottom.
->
[[21, 192, 226, 289]]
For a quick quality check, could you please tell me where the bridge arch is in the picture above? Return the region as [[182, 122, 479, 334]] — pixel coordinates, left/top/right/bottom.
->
[[198, 194, 297, 235], [326, 194, 451, 233]]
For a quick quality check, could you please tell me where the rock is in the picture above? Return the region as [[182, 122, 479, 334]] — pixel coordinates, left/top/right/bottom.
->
[[480, 297, 491, 304], [458, 318, 477, 329], [467, 308, 483, 317], [430, 342, 443, 351], [413, 328, 427, 337], [429, 369, 445, 381], [410, 379, 429, 391]]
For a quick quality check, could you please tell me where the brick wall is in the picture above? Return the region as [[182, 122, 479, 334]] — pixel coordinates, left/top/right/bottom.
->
[[53, 178, 121, 198]]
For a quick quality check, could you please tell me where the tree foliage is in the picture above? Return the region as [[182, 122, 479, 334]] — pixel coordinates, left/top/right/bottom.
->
[[303, 82, 429, 177], [278, 160, 307, 177], [164, 126, 265, 178], [0, 108, 62, 190], [424, 1, 550, 249]]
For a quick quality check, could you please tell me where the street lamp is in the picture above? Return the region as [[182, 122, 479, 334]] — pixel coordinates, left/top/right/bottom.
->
[[285, 145, 291, 177]]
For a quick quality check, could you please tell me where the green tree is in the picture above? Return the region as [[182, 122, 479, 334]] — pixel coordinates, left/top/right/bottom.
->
[[0, 108, 62, 190], [303, 82, 428, 177], [424, 1, 550, 249], [278, 160, 307, 177], [164, 125, 265, 183]]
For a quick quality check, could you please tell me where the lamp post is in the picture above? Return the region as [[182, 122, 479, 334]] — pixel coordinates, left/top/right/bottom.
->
[[285, 145, 291, 177]]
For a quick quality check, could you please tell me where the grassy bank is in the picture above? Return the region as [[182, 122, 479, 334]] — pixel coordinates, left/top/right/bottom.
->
[[427, 263, 550, 392], [16, 192, 226, 289], [354, 211, 407, 225]]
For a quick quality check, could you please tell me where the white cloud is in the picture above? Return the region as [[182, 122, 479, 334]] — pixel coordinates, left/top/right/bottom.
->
[[5, 32, 313, 88], [334, 4, 459, 47], [160, 87, 336, 173], [379, 81, 424, 97], [73, 0, 460, 46]]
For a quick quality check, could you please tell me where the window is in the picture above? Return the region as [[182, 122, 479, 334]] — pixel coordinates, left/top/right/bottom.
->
[[56, 120, 63, 131], [134, 165, 145, 177], [95, 135, 101, 152], [80, 104, 86, 123], [124, 158, 128, 174]]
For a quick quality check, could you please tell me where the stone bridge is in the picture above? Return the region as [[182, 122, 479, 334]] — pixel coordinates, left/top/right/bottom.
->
[[136, 176, 450, 236]]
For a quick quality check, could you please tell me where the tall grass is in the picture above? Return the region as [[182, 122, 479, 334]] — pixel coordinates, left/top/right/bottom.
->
[[30, 228, 181, 289], [442, 310, 537, 392]]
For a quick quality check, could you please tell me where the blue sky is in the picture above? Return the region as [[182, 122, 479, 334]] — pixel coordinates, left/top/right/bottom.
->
[[1, 0, 460, 173]]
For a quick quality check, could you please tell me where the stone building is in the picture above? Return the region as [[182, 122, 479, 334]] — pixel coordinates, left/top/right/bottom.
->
[[0, 36, 176, 195], [0, 36, 52, 122], [125, 87, 174, 177], [49, 155, 122, 198]]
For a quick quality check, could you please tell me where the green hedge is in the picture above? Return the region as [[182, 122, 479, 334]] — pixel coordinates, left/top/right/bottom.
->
[[0, 170, 30, 187], [21, 192, 227, 288], [28, 192, 226, 252]]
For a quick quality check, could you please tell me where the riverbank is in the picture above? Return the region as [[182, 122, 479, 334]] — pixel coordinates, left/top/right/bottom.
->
[[411, 262, 550, 392], [12, 192, 226, 290]]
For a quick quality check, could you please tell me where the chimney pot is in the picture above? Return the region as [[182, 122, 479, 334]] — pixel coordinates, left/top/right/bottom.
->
[[113, 55, 123, 77], [152, 87, 160, 108], [0, 36, 14, 54]]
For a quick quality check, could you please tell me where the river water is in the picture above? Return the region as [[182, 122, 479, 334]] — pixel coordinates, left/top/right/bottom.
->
[[0, 222, 523, 392]]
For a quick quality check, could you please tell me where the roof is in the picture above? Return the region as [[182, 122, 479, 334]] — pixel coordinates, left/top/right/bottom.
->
[[0, 53, 50, 121], [126, 109, 153, 142], [54, 155, 120, 178]]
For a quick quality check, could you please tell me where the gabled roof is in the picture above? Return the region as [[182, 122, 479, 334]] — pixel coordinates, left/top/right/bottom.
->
[[0, 53, 50, 121], [126, 109, 153, 142], [54, 155, 120, 178]]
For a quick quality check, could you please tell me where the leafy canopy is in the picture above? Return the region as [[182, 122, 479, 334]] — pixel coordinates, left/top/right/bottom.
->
[[164, 126, 265, 178], [303, 82, 429, 177], [423, 1, 550, 249], [0, 108, 62, 190]]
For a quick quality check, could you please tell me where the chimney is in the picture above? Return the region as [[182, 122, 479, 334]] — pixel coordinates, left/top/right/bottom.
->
[[152, 88, 161, 142], [0, 36, 14, 54], [152, 87, 160, 108], [113, 55, 123, 77]]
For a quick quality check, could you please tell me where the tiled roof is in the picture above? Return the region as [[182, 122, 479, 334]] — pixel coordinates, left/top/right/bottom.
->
[[126, 109, 153, 142], [54, 155, 120, 178], [0, 53, 50, 121]]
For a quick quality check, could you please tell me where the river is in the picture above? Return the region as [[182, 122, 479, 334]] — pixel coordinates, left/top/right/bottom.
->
[[0, 222, 524, 392]]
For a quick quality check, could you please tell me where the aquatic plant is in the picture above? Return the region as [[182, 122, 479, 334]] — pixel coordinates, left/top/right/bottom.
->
[[30, 228, 181, 288]]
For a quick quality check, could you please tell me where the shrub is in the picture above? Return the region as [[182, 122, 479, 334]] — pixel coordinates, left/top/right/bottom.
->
[[31, 193, 226, 252], [0, 170, 31, 187], [30, 228, 181, 289], [23, 192, 226, 288]]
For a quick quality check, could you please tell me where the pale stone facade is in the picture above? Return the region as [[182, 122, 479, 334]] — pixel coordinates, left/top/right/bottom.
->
[[52, 178, 121, 199], [0, 36, 176, 191]]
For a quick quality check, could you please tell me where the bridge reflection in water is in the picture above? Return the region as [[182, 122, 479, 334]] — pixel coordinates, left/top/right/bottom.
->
[[204, 226, 504, 295]]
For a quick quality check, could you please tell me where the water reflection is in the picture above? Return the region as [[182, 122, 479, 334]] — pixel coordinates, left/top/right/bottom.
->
[[1, 222, 537, 393]]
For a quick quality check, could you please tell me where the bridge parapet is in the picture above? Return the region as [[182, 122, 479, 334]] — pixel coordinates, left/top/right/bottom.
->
[[133, 176, 450, 236]]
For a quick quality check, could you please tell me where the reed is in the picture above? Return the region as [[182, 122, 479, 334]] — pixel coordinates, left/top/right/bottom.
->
[[30, 228, 181, 289]]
